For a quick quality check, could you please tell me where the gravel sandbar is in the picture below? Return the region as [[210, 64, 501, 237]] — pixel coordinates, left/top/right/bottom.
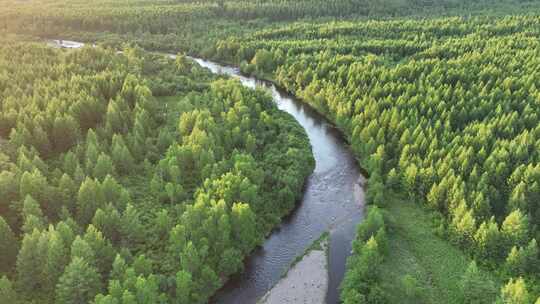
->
[[258, 242, 328, 304]]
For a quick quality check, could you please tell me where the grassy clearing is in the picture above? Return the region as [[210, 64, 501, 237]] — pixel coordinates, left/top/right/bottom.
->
[[378, 194, 501, 304]]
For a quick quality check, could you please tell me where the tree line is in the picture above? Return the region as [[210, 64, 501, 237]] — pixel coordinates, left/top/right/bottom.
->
[[213, 15, 540, 303], [0, 0, 537, 56]]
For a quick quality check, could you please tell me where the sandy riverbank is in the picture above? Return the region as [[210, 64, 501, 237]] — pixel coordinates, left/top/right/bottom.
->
[[258, 240, 329, 304]]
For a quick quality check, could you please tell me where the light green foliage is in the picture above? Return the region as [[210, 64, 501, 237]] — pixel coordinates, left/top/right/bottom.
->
[[175, 270, 192, 304], [45, 230, 69, 295], [400, 275, 420, 300], [220, 13, 540, 303], [56, 257, 102, 304], [460, 261, 496, 304], [4, 1, 540, 303], [356, 206, 384, 242], [21, 195, 46, 234], [94, 153, 116, 180], [77, 178, 105, 226], [504, 239, 539, 277], [0, 36, 314, 304], [16, 229, 44, 295], [500, 278, 530, 304], [0, 276, 18, 304], [0, 216, 18, 274], [502, 210, 529, 248], [341, 207, 387, 303], [251, 49, 275, 74], [71, 236, 97, 267]]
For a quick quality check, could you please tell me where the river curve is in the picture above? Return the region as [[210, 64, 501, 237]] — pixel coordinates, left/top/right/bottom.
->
[[191, 59, 366, 304], [49, 40, 366, 304]]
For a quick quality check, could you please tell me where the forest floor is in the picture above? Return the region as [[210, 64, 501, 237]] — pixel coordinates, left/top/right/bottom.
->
[[258, 238, 328, 304], [378, 195, 501, 304]]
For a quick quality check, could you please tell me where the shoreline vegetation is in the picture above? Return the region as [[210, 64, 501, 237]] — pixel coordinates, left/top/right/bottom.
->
[[232, 58, 516, 302], [208, 52, 495, 304], [2, 1, 540, 303], [0, 37, 315, 304], [212, 13, 540, 303], [222, 55, 512, 303]]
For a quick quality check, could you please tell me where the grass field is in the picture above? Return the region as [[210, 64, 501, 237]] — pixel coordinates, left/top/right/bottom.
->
[[378, 195, 501, 304]]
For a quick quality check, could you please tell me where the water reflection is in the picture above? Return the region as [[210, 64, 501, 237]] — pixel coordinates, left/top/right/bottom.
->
[[192, 58, 365, 304], [46, 40, 365, 304]]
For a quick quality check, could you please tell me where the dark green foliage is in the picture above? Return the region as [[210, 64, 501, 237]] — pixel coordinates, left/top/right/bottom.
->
[[45, 230, 69, 296], [357, 206, 384, 242], [56, 257, 102, 304], [0, 216, 18, 274], [0, 39, 313, 304], [220, 14, 540, 301], [0, 276, 18, 304], [16, 229, 44, 296], [460, 261, 497, 304], [499, 278, 530, 304], [504, 239, 539, 277], [4, 1, 539, 302], [341, 207, 388, 303]]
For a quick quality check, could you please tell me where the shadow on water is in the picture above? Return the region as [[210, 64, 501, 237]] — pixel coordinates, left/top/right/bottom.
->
[[191, 58, 367, 304]]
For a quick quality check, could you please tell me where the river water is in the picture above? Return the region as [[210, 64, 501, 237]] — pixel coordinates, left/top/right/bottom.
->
[[48, 40, 366, 303], [191, 59, 366, 304]]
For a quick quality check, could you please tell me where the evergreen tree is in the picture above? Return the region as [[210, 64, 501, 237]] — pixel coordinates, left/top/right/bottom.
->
[[94, 153, 115, 180], [0, 216, 18, 274], [474, 218, 502, 260], [58, 173, 77, 212], [45, 230, 69, 295], [52, 115, 79, 153], [71, 236, 97, 267], [180, 242, 201, 276], [120, 204, 143, 248], [21, 195, 46, 234], [77, 177, 104, 226], [357, 206, 384, 242], [121, 290, 137, 304], [502, 210, 529, 248], [110, 254, 127, 281], [83, 225, 115, 278], [56, 257, 102, 304], [504, 239, 539, 276], [176, 270, 193, 304], [134, 275, 162, 304], [19, 170, 48, 208], [16, 229, 45, 295], [0, 276, 18, 304], [231, 203, 258, 253], [499, 278, 529, 304], [460, 261, 496, 304], [94, 294, 119, 304], [219, 248, 242, 276], [92, 205, 122, 245]]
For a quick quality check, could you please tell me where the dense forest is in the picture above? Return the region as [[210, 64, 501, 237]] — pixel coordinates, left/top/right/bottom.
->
[[0, 38, 314, 303], [1, 0, 539, 53], [215, 15, 540, 303], [2, 0, 540, 303]]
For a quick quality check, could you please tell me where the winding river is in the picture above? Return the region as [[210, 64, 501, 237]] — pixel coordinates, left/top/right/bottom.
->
[[50, 40, 366, 304], [190, 59, 366, 304]]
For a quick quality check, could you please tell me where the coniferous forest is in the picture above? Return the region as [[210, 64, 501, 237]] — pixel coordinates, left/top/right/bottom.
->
[[0, 40, 314, 303], [1, 0, 540, 303]]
